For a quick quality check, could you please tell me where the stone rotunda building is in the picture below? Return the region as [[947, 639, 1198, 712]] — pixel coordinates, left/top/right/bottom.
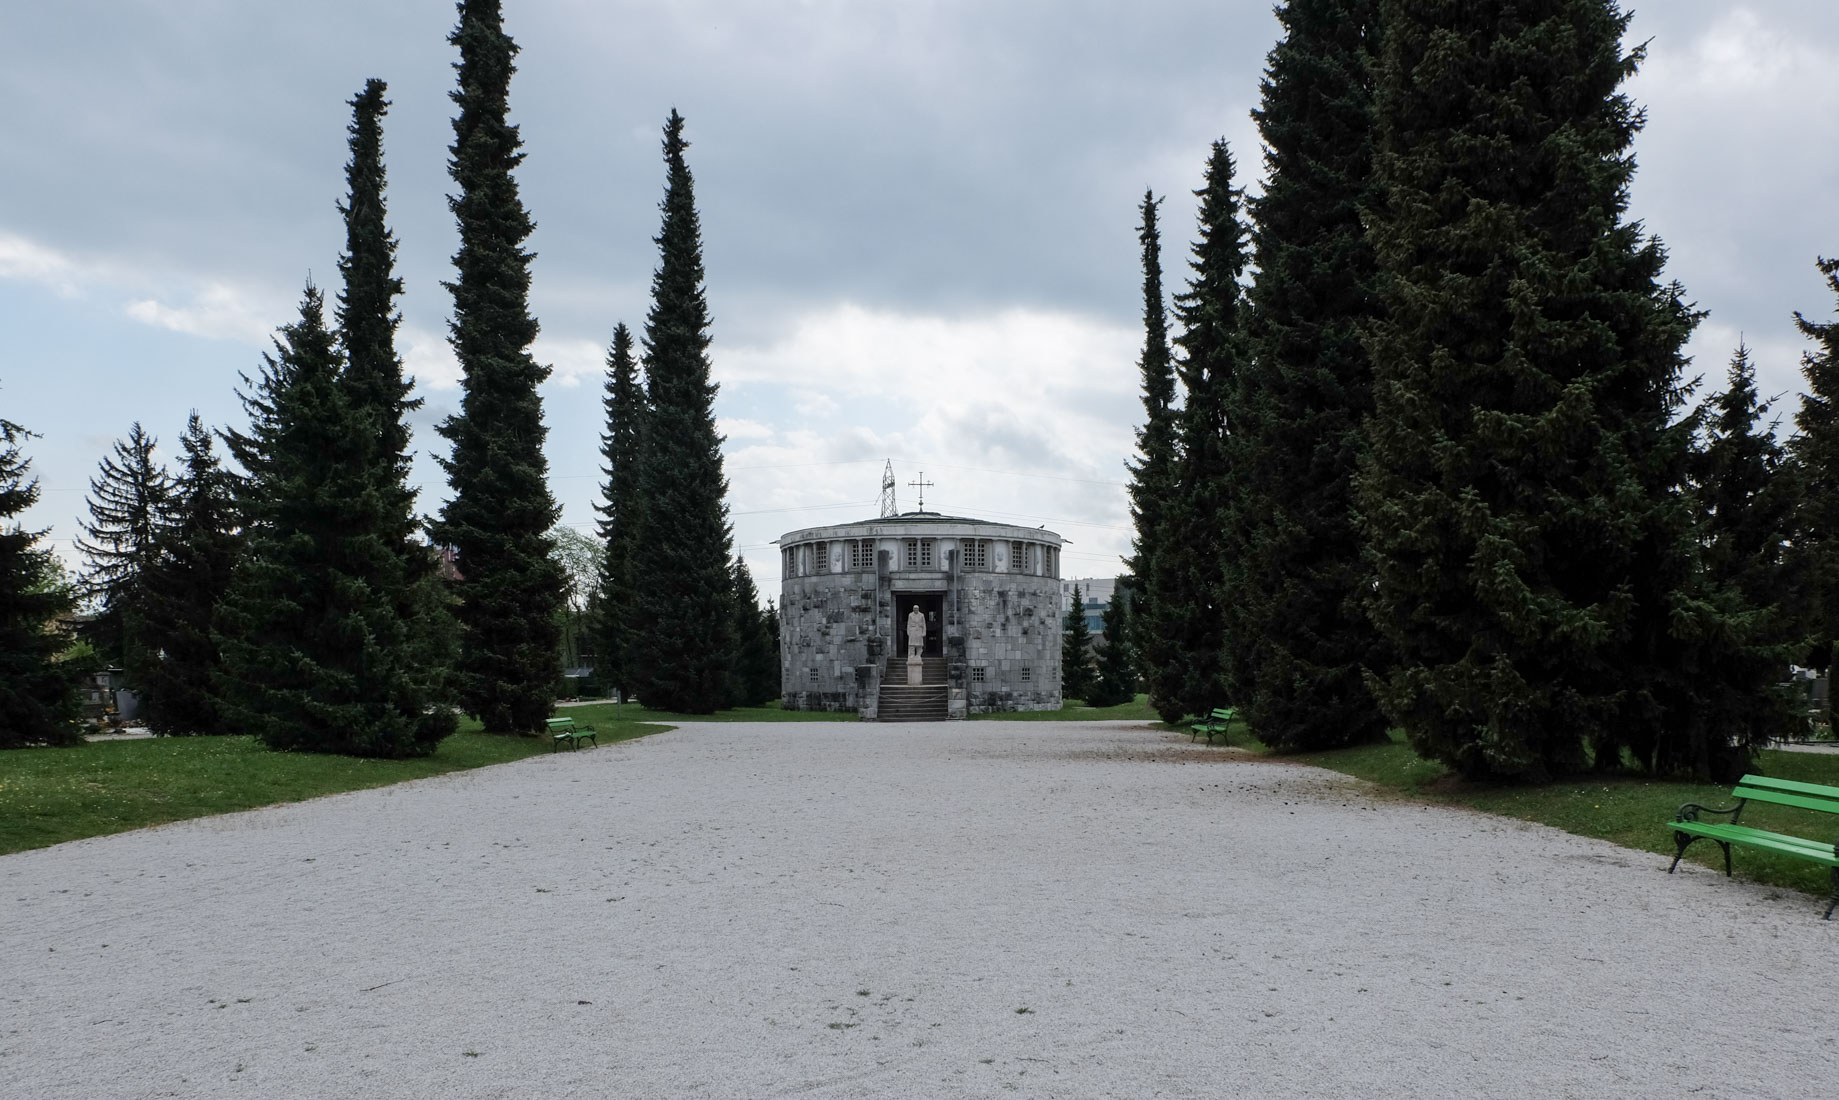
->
[[778, 512, 1066, 720]]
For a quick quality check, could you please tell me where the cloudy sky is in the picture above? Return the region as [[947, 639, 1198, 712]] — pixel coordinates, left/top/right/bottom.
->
[[4, 1, 1838, 594]]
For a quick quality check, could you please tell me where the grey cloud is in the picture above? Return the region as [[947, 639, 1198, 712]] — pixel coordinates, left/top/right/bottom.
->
[[7, 0, 1839, 554]]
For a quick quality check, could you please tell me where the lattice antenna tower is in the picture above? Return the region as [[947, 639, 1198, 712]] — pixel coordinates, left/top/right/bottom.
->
[[878, 459, 898, 518]]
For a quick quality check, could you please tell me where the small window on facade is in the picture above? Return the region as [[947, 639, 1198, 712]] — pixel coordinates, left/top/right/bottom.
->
[[1011, 542, 1026, 573], [965, 539, 987, 571], [1020, 665, 1032, 682], [811, 541, 826, 574], [971, 666, 987, 683], [903, 539, 919, 570], [850, 539, 869, 571], [808, 668, 820, 684], [784, 547, 795, 577], [920, 539, 935, 569]]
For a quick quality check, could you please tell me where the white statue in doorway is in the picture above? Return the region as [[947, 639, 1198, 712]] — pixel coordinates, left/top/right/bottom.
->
[[906, 606, 927, 658]]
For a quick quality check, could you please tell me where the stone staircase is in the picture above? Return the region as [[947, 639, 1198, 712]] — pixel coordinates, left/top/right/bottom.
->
[[877, 656, 948, 721]]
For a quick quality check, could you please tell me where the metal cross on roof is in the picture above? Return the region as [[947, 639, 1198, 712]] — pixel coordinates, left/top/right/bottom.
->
[[908, 472, 935, 512]]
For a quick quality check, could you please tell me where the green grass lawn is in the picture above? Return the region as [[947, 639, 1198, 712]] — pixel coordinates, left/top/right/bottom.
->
[[1208, 722, 1839, 901], [968, 694, 1163, 722], [0, 717, 671, 856]]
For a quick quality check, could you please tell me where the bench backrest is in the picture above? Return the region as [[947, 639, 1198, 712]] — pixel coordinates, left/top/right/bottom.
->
[[545, 717, 576, 731], [1211, 708, 1235, 721], [1733, 774, 1839, 816]]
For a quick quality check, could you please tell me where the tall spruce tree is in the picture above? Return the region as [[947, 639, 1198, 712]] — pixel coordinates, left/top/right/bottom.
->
[[1792, 256, 1839, 718], [627, 110, 735, 714], [139, 413, 239, 736], [1359, 0, 1717, 781], [592, 322, 643, 703], [1167, 140, 1249, 721], [332, 75, 458, 734], [0, 408, 85, 748], [1086, 579, 1137, 708], [1239, 0, 1390, 752], [1123, 193, 1184, 721], [219, 286, 455, 757], [76, 423, 173, 690], [1062, 584, 1094, 701], [432, 0, 566, 733]]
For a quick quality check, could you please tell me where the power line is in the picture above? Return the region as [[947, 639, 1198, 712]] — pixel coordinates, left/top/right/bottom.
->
[[553, 456, 1129, 489]]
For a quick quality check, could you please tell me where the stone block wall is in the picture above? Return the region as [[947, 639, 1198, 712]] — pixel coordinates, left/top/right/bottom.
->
[[780, 572, 879, 711], [955, 573, 1062, 713]]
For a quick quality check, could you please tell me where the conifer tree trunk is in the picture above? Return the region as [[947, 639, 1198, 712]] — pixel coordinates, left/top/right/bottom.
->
[[1360, 0, 1708, 781], [432, 0, 565, 734], [1238, 0, 1391, 751], [627, 110, 735, 715]]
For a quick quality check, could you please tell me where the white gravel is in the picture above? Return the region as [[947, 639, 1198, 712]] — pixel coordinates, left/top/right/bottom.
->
[[3, 720, 1834, 1099]]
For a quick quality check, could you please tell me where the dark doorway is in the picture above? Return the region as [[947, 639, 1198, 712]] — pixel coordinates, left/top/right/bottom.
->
[[894, 593, 945, 658]]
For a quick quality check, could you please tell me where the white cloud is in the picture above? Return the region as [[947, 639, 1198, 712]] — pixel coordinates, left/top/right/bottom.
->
[[402, 325, 461, 392], [700, 303, 1143, 590], [1643, 9, 1831, 94], [0, 228, 292, 345], [720, 416, 774, 440], [408, 328, 606, 394], [716, 301, 1137, 402], [534, 336, 606, 389], [0, 232, 83, 295], [124, 282, 279, 344]]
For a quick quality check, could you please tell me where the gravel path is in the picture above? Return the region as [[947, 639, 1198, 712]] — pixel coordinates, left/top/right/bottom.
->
[[3, 721, 1832, 1099]]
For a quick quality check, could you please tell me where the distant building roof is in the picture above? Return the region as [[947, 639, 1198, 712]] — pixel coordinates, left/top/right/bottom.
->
[[780, 511, 1062, 545]]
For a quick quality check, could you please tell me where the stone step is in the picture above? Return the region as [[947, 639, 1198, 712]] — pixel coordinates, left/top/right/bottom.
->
[[876, 682, 948, 722], [885, 656, 949, 686]]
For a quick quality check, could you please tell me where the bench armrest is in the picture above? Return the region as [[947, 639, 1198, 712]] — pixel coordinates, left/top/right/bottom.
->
[[1674, 802, 1741, 824]]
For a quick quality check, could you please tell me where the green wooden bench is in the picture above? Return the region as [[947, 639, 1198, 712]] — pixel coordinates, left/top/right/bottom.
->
[[547, 716, 597, 752], [1668, 774, 1839, 919], [1190, 707, 1236, 745]]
